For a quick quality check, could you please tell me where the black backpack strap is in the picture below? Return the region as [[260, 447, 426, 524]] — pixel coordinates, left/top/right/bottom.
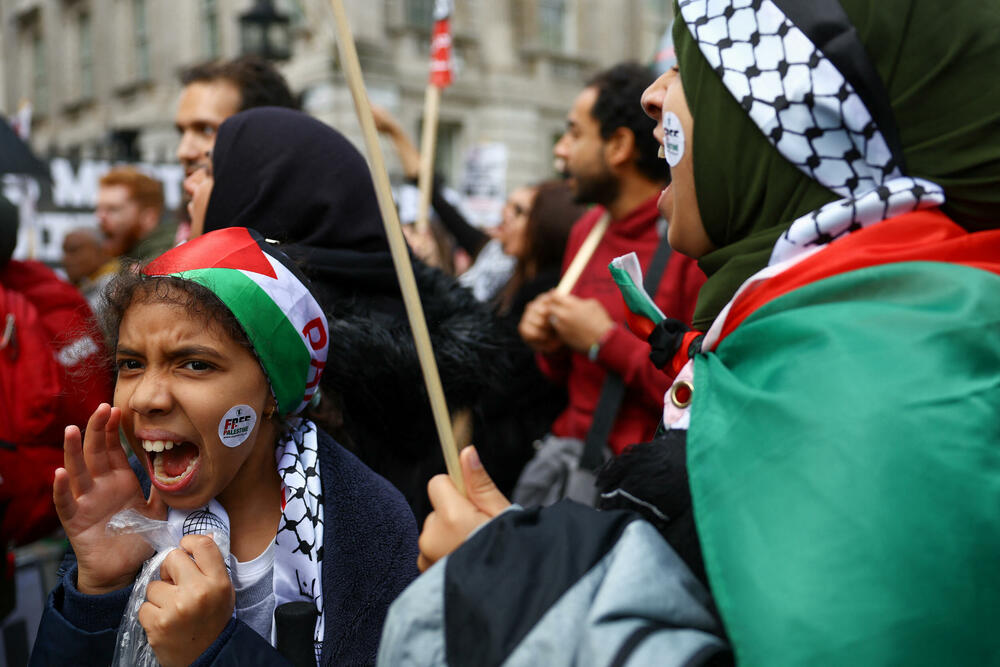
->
[[580, 225, 672, 471], [642, 224, 674, 295]]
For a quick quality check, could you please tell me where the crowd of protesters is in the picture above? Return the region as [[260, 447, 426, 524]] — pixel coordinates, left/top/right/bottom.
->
[[2, 0, 999, 663]]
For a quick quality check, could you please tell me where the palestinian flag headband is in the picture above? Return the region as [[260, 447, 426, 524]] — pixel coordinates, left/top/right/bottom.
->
[[144, 227, 329, 416]]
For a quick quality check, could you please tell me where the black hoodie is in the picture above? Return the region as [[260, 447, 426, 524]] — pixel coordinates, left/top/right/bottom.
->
[[205, 107, 506, 520]]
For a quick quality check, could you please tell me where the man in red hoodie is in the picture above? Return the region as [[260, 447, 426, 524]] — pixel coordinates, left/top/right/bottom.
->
[[0, 195, 111, 549], [517, 64, 704, 496]]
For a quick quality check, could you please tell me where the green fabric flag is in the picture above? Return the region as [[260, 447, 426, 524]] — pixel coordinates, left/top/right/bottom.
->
[[689, 261, 1000, 665], [609, 253, 665, 338]]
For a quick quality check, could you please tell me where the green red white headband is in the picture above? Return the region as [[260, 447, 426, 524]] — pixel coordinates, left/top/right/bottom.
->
[[144, 227, 329, 416]]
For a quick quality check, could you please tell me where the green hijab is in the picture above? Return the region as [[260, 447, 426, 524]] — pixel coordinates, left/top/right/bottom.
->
[[676, 0, 1000, 329]]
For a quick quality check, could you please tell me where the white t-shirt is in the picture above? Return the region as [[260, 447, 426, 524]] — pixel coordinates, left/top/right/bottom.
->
[[231, 539, 276, 641]]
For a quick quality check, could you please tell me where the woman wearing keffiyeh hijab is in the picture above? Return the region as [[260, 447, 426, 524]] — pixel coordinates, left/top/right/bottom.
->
[[377, 1, 1000, 665], [32, 228, 418, 666], [632, 0, 1000, 662]]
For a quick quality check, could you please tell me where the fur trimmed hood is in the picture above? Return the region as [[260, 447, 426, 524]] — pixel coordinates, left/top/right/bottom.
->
[[315, 259, 506, 470]]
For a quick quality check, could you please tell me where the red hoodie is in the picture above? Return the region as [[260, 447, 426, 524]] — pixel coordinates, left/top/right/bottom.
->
[[0, 260, 112, 545], [538, 196, 705, 455]]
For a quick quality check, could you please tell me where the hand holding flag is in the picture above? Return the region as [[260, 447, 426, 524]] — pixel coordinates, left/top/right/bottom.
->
[[608, 252, 666, 339]]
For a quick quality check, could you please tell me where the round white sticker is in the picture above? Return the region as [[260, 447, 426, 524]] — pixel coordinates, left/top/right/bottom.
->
[[218, 405, 257, 448], [663, 111, 685, 167]]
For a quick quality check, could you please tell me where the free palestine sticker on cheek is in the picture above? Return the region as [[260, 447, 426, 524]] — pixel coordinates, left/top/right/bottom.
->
[[663, 111, 685, 167], [218, 405, 257, 448]]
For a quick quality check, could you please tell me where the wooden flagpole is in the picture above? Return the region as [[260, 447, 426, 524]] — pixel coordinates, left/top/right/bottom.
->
[[328, 0, 465, 496], [554, 212, 610, 295], [416, 84, 440, 236], [417, 3, 453, 236]]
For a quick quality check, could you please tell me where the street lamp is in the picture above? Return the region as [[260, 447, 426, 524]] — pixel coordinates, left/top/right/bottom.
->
[[239, 0, 292, 61]]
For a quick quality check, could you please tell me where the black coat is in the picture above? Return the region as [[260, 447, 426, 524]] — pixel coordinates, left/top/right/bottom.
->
[[313, 258, 506, 522], [202, 108, 507, 522]]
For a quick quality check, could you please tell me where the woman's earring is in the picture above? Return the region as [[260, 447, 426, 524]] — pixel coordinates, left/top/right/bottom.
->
[[264, 405, 276, 420]]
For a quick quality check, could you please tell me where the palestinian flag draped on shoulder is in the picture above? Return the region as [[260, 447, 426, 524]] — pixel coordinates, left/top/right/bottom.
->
[[687, 212, 1000, 665]]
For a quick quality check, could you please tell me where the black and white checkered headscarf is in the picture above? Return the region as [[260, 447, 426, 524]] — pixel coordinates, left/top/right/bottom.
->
[[677, 0, 944, 266]]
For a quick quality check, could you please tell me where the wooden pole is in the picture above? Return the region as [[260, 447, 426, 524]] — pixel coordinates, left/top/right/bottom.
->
[[554, 212, 610, 295], [451, 408, 474, 452], [328, 0, 465, 496], [416, 84, 441, 236]]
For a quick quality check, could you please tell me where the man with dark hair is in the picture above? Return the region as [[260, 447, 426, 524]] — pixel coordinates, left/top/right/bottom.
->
[[515, 62, 705, 502], [584, 63, 673, 190], [175, 55, 297, 178]]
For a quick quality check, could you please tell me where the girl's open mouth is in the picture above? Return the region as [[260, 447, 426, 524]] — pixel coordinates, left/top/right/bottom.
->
[[142, 439, 201, 492]]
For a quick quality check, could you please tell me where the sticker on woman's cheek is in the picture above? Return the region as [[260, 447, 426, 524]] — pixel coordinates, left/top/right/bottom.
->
[[218, 405, 257, 447], [663, 111, 685, 167]]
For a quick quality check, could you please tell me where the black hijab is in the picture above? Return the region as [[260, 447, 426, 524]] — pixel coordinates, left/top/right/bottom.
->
[[204, 107, 402, 299]]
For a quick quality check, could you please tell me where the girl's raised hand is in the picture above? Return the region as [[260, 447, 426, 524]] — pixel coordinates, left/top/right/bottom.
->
[[53, 403, 167, 595]]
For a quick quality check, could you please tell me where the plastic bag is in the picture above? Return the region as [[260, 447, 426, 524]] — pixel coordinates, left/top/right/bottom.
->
[[108, 502, 231, 667]]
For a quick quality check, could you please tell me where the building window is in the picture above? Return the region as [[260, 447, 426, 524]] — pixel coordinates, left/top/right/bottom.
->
[[201, 0, 220, 60], [32, 31, 48, 113], [79, 12, 94, 99], [406, 0, 434, 28], [133, 0, 150, 80], [538, 0, 566, 51]]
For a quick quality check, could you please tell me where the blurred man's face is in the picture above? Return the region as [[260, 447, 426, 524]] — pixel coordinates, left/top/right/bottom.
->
[[96, 185, 146, 256], [184, 167, 214, 239], [553, 86, 619, 206], [175, 80, 241, 179], [62, 230, 108, 284]]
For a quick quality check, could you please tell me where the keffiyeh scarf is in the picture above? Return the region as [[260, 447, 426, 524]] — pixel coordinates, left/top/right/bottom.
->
[[677, 0, 944, 270], [169, 419, 325, 659]]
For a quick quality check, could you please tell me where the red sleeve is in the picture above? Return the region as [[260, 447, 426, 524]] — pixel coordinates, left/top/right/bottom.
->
[[668, 252, 707, 326], [595, 252, 705, 410], [535, 347, 571, 385], [594, 324, 669, 410]]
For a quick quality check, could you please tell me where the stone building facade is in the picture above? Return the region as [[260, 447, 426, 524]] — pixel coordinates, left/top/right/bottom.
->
[[1, 0, 671, 188]]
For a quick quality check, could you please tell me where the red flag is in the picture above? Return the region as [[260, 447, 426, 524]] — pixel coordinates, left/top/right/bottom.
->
[[144, 227, 277, 278], [429, 0, 454, 88]]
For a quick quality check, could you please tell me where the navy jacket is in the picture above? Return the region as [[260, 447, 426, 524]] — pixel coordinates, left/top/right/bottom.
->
[[30, 429, 419, 666]]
